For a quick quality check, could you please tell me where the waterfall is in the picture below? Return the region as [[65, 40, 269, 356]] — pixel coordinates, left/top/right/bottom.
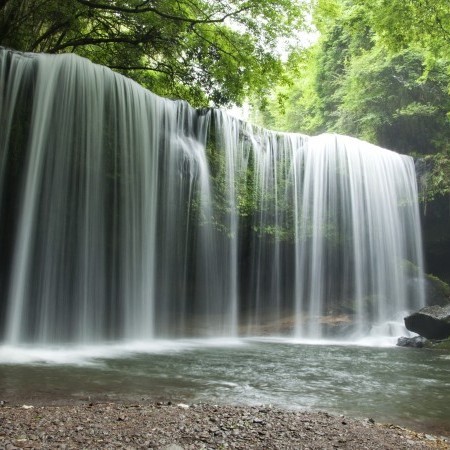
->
[[0, 48, 425, 344]]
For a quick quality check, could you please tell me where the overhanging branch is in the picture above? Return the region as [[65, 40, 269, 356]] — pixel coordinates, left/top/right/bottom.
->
[[48, 32, 161, 52], [74, 0, 253, 25]]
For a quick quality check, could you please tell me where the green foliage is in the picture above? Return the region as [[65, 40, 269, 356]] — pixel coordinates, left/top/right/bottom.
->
[[351, 0, 450, 60], [426, 272, 450, 304], [311, 0, 343, 34], [258, 0, 450, 156], [334, 48, 450, 154], [251, 46, 324, 134], [419, 151, 450, 203], [205, 124, 295, 241], [0, 0, 307, 107], [425, 337, 450, 350]]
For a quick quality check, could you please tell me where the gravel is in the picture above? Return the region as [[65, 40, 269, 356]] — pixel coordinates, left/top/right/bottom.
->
[[0, 402, 449, 449]]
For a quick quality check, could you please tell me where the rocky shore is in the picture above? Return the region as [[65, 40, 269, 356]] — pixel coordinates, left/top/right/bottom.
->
[[1, 402, 448, 449]]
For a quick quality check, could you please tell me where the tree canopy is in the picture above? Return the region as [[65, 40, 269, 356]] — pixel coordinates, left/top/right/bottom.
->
[[0, 0, 307, 107], [257, 0, 450, 153], [351, 0, 450, 60]]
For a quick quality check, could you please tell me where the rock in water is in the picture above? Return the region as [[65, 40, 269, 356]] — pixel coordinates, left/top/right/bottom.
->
[[396, 336, 427, 348], [404, 304, 450, 339]]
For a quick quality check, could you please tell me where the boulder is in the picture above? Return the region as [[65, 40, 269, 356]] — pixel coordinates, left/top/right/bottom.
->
[[401, 261, 450, 307], [404, 304, 450, 340], [396, 336, 427, 348], [424, 274, 450, 306]]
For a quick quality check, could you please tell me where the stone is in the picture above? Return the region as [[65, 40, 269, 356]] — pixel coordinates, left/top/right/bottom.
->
[[424, 274, 450, 307], [396, 336, 427, 348], [161, 444, 184, 450], [404, 304, 450, 339]]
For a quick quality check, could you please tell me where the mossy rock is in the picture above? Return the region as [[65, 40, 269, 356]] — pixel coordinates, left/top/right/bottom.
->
[[424, 273, 450, 306], [423, 337, 450, 350], [401, 260, 450, 306]]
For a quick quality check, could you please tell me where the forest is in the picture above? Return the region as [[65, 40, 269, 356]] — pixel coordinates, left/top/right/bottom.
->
[[1, 0, 449, 280]]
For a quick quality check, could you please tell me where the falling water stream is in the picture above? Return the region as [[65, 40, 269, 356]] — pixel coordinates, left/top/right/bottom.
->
[[0, 48, 425, 344]]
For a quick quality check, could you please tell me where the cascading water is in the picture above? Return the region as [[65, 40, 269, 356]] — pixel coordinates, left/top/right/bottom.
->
[[0, 48, 425, 345]]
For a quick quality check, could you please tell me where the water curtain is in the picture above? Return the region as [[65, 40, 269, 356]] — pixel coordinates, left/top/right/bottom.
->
[[0, 48, 425, 344]]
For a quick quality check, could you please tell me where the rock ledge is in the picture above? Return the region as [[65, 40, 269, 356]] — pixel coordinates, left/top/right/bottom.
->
[[404, 304, 450, 340]]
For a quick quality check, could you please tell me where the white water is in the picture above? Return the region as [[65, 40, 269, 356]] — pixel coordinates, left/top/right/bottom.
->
[[0, 48, 425, 346]]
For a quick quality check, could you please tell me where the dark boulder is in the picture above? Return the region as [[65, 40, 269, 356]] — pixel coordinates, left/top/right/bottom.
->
[[404, 304, 450, 339], [396, 336, 427, 348]]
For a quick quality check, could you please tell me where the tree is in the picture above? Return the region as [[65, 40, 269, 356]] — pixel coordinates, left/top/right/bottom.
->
[[351, 0, 450, 60], [0, 0, 307, 107], [258, 0, 450, 156], [250, 46, 324, 134], [333, 47, 450, 154]]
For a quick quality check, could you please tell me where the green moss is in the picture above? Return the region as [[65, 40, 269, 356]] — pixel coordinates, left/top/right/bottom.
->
[[424, 337, 450, 350], [401, 260, 450, 306], [425, 273, 450, 306]]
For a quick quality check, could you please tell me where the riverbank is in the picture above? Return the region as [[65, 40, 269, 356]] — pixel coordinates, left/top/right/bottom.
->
[[0, 402, 448, 449]]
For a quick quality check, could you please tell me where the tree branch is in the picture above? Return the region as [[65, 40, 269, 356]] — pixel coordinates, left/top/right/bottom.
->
[[0, 0, 13, 10], [191, 27, 239, 62], [48, 31, 161, 52], [30, 19, 72, 51], [422, 0, 450, 42], [74, 0, 253, 25], [107, 64, 173, 75]]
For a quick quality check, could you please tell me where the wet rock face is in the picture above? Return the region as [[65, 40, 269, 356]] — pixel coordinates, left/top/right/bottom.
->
[[404, 304, 450, 339], [424, 274, 450, 306], [397, 336, 427, 348]]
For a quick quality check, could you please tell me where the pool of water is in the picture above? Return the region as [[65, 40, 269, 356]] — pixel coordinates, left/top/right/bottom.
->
[[0, 338, 449, 436]]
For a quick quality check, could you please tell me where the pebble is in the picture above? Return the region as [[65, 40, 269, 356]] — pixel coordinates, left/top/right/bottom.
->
[[0, 403, 447, 450]]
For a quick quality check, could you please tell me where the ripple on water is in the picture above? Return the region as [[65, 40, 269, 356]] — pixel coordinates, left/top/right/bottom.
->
[[0, 340, 448, 437]]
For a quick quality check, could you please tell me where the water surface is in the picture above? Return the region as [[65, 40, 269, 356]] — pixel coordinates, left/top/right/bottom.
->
[[0, 339, 449, 436]]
